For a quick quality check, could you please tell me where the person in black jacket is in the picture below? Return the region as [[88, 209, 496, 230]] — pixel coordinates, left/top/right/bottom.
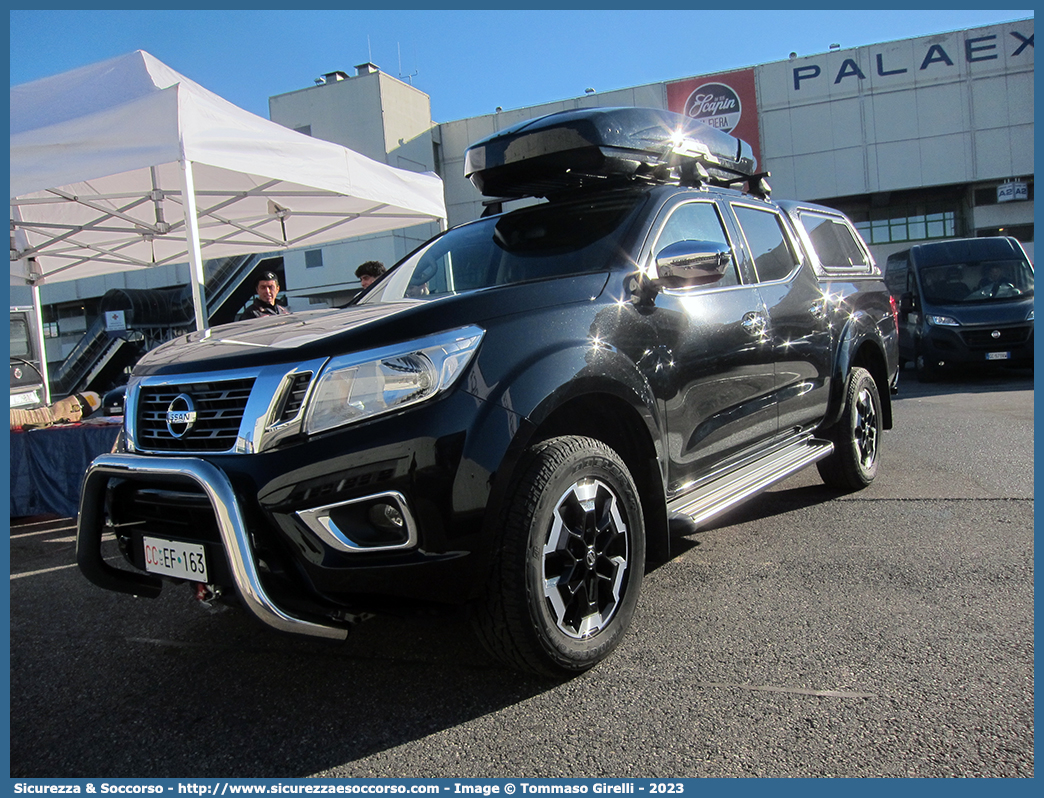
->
[[239, 271, 291, 320], [355, 260, 386, 290]]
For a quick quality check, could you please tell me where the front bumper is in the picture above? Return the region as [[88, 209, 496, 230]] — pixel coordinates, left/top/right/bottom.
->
[[76, 384, 522, 637], [77, 454, 350, 640], [921, 322, 1034, 369]]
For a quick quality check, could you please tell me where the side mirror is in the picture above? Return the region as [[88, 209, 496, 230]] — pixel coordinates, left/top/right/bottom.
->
[[653, 240, 732, 287], [899, 292, 916, 314]]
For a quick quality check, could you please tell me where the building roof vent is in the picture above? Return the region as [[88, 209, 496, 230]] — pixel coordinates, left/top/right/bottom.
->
[[354, 63, 379, 76]]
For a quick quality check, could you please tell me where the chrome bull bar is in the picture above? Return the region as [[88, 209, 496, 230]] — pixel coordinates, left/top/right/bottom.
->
[[76, 453, 349, 641]]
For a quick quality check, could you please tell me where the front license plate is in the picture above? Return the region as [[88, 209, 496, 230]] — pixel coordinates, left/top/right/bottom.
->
[[986, 351, 1011, 361], [142, 536, 208, 582]]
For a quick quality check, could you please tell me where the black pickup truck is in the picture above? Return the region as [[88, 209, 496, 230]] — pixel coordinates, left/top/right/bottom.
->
[[77, 107, 899, 676]]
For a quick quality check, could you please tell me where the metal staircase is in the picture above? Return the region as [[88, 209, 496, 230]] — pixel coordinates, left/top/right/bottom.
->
[[49, 253, 275, 395]]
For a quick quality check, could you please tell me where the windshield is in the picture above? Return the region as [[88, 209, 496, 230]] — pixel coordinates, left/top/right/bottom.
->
[[358, 193, 646, 304], [919, 258, 1034, 304], [10, 316, 31, 360]]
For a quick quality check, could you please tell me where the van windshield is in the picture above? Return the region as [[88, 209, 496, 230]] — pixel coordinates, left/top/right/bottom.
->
[[357, 193, 646, 304], [920, 258, 1034, 304]]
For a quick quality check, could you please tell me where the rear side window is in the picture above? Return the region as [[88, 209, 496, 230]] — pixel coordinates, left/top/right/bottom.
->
[[732, 205, 800, 283], [799, 212, 870, 271]]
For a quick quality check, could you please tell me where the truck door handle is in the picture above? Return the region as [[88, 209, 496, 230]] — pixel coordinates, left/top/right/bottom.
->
[[742, 312, 767, 335]]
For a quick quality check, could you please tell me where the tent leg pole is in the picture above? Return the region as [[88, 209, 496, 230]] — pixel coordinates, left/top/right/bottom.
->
[[180, 158, 209, 332], [11, 203, 51, 403], [30, 282, 52, 406]]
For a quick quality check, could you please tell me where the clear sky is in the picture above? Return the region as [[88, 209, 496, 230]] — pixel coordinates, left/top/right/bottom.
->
[[9, 7, 1033, 124]]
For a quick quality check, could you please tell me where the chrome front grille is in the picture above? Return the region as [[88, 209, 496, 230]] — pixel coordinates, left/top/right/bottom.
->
[[277, 372, 313, 424], [136, 379, 255, 452]]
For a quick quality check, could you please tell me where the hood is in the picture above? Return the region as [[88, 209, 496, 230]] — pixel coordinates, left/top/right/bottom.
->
[[926, 296, 1034, 326], [133, 272, 611, 376]]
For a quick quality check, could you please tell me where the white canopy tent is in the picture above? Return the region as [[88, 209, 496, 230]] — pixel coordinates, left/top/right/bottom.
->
[[11, 50, 447, 401]]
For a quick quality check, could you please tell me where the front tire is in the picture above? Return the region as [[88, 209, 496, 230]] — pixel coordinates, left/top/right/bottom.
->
[[473, 436, 645, 677], [817, 367, 882, 491]]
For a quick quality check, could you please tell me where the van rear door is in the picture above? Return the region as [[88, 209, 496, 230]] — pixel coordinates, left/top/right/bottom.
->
[[10, 307, 46, 410]]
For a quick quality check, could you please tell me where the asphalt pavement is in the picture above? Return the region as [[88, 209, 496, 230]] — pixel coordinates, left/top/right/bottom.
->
[[9, 367, 1034, 778]]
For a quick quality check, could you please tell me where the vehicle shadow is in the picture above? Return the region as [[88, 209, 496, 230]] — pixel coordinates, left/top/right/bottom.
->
[[894, 365, 1033, 400], [9, 558, 571, 778]]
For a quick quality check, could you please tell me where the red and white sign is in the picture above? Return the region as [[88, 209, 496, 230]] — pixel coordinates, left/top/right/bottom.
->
[[667, 68, 761, 169]]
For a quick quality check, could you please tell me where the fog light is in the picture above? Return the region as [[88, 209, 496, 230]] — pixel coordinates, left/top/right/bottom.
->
[[297, 491, 417, 552], [369, 502, 405, 533]]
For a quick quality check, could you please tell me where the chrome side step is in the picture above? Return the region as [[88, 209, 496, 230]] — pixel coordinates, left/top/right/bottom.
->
[[667, 436, 834, 529]]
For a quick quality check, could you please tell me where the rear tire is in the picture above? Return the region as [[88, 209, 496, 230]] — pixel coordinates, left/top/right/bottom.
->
[[473, 436, 645, 677], [817, 367, 882, 491]]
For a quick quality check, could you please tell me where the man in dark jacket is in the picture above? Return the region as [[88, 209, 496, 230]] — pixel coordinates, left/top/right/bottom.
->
[[239, 271, 291, 320], [355, 260, 386, 290]]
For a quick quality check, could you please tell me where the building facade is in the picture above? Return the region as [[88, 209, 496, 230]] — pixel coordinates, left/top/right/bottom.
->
[[271, 16, 1033, 288]]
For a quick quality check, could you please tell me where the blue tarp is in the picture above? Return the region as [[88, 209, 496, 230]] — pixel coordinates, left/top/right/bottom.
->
[[10, 423, 121, 518]]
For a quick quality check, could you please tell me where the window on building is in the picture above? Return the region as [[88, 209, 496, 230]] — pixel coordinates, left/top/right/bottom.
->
[[55, 303, 89, 336], [853, 203, 961, 245], [305, 249, 324, 269], [977, 224, 1034, 243]]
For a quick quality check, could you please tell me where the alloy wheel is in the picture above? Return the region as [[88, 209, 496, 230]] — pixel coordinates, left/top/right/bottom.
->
[[541, 478, 629, 639]]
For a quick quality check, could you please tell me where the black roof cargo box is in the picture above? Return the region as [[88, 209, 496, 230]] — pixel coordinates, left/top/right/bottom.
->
[[464, 106, 757, 199]]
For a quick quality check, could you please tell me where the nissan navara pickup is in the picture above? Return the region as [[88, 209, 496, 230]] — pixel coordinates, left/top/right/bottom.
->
[[77, 107, 900, 676]]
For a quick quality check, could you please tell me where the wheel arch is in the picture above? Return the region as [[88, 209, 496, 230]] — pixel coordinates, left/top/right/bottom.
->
[[850, 340, 893, 430], [825, 313, 895, 431], [485, 386, 670, 568], [534, 392, 668, 563]]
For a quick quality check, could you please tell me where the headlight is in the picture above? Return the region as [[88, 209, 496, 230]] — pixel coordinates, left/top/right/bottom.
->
[[305, 326, 484, 434], [926, 315, 960, 327], [1027, 308, 1034, 322]]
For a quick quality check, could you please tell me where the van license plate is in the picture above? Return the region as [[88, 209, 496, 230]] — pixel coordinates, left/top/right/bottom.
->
[[142, 536, 208, 582], [986, 352, 1011, 361]]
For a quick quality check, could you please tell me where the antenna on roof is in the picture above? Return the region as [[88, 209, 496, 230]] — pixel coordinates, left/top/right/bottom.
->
[[397, 43, 418, 85]]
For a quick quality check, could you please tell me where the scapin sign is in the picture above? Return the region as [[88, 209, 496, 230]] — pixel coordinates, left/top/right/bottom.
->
[[667, 68, 761, 168], [683, 82, 742, 133]]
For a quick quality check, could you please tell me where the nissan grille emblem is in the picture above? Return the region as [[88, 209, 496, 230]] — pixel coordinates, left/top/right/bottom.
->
[[991, 330, 1002, 339], [165, 393, 198, 438]]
